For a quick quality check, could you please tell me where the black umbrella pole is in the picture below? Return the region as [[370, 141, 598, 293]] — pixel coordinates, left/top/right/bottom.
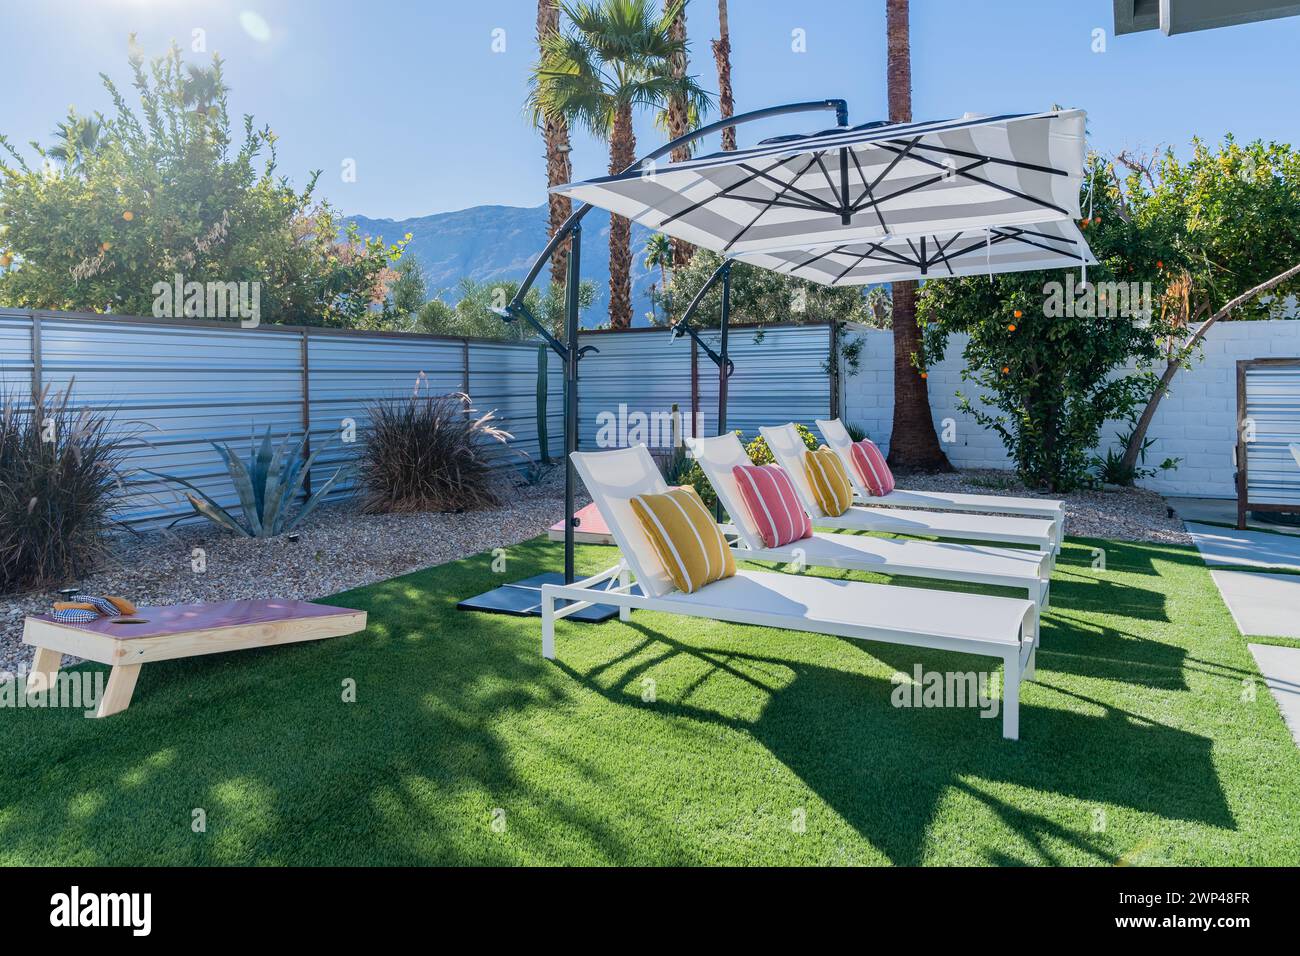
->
[[715, 262, 732, 522], [564, 224, 582, 585]]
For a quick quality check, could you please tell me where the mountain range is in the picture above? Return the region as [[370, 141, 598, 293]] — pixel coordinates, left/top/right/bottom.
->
[[344, 204, 661, 327]]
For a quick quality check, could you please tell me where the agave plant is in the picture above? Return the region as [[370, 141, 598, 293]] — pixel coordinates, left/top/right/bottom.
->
[[149, 428, 344, 537]]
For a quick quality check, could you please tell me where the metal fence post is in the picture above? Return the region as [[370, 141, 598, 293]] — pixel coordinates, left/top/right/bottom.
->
[[829, 319, 841, 419], [30, 310, 43, 404], [301, 328, 312, 499], [690, 336, 699, 439]]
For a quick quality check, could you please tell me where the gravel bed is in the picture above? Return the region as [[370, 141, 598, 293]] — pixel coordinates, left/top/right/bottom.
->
[[896, 468, 1191, 545], [1, 468, 585, 680], [0, 464, 1188, 680]]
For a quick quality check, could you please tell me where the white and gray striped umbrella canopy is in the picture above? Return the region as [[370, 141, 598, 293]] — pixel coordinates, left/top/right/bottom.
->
[[732, 218, 1096, 286], [552, 110, 1088, 256]]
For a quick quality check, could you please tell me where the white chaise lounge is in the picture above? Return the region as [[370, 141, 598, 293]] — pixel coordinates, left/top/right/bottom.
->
[[760, 424, 1058, 558], [687, 432, 1050, 610], [540, 445, 1039, 739], [816, 418, 1066, 550]]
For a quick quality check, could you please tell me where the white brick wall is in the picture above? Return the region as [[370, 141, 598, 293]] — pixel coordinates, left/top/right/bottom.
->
[[842, 319, 1300, 497]]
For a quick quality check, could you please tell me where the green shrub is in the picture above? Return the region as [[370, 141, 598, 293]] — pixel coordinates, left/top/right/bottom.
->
[[0, 386, 132, 593], [148, 428, 344, 537], [359, 391, 509, 513]]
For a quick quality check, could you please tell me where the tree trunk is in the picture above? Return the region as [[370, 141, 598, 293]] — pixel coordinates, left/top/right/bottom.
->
[[1121, 259, 1300, 473], [665, 1, 695, 270], [608, 102, 637, 329], [537, 0, 572, 295], [712, 0, 736, 151], [885, 0, 951, 472]]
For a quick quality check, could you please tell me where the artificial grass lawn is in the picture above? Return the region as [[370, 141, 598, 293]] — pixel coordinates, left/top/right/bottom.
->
[[2, 535, 1299, 866]]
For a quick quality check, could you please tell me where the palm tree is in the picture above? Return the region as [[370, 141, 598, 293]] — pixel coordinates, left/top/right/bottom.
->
[[47, 111, 104, 172], [529, 0, 711, 328], [182, 64, 224, 119], [662, 0, 695, 270], [712, 0, 735, 151], [884, 0, 951, 471], [644, 232, 674, 321], [536, 0, 574, 294]]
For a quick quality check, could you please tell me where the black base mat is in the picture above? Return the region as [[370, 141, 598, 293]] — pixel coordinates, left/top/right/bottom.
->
[[456, 572, 641, 623]]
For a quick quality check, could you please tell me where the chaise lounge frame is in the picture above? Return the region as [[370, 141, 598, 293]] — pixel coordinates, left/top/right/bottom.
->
[[541, 445, 1040, 739]]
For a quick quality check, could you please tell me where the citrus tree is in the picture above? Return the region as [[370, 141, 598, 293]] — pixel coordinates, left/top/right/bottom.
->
[[0, 39, 404, 326], [916, 159, 1176, 492]]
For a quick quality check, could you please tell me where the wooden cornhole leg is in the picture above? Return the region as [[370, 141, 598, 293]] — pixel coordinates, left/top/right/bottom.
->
[[26, 647, 63, 696], [94, 664, 142, 718]]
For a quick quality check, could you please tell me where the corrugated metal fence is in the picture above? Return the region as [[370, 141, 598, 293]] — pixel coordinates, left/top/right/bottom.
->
[[577, 322, 833, 451], [1, 310, 835, 526], [0, 309, 564, 526]]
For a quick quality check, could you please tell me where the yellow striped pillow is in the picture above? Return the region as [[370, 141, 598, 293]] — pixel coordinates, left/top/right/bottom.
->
[[629, 487, 735, 594], [805, 446, 853, 516]]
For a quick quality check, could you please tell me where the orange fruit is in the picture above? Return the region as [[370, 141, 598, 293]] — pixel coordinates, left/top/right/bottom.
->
[[100, 242, 111, 251], [1013, 309, 1022, 319], [1008, 323, 1016, 332], [1001, 366, 1009, 374], [122, 210, 134, 221]]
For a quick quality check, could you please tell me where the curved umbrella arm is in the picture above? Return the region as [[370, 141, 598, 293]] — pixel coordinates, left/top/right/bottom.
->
[[669, 261, 734, 376]]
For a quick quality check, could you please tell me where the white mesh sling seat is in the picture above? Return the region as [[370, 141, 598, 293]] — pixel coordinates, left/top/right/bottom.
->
[[816, 418, 1065, 551], [687, 432, 1050, 610], [542, 445, 1039, 740], [760, 424, 1057, 559]]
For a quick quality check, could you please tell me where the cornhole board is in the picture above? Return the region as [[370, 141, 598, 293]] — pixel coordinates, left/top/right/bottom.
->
[[548, 502, 616, 545], [22, 599, 366, 718]]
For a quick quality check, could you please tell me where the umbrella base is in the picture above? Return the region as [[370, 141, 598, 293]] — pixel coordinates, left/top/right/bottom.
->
[[456, 572, 640, 622]]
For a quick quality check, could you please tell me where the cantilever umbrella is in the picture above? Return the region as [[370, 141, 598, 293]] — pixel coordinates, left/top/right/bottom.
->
[[551, 110, 1089, 255], [459, 100, 1095, 621], [732, 217, 1096, 286]]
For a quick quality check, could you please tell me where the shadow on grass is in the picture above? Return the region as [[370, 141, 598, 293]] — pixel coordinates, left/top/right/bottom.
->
[[558, 619, 1233, 867], [0, 535, 1246, 866]]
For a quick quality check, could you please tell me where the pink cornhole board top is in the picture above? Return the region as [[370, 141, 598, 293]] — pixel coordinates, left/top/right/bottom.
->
[[34, 599, 358, 641], [548, 502, 616, 545]]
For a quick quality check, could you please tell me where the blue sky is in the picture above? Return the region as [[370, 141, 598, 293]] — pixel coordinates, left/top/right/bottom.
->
[[2, 0, 1297, 219]]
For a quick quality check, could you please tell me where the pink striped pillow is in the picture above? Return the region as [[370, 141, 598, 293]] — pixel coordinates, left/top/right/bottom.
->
[[732, 464, 813, 548], [850, 439, 896, 496]]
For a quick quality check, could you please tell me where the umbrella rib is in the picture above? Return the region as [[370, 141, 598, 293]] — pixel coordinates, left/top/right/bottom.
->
[[726, 195, 849, 212], [905, 140, 1069, 177], [738, 162, 843, 213], [657, 155, 807, 228], [933, 229, 1079, 265], [998, 225, 1080, 245], [929, 232, 965, 275], [830, 240, 913, 284], [853, 157, 990, 214], [869, 142, 1071, 218], [723, 153, 829, 252], [813, 153, 845, 211], [848, 148, 890, 234], [992, 229, 1082, 258], [790, 245, 851, 272], [865, 137, 922, 194]]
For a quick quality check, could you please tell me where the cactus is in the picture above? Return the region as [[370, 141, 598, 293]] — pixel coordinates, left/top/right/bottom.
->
[[148, 428, 345, 537], [536, 344, 550, 464]]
